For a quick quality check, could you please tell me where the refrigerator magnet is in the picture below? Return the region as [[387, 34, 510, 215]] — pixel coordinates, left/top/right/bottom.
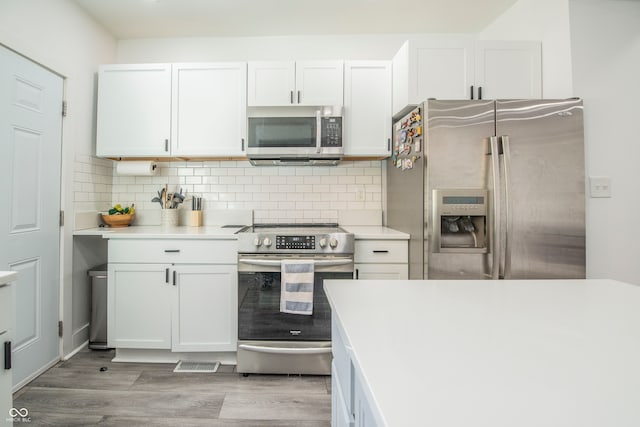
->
[[414, 139, 421, 153], [400, 130, 407, 143]]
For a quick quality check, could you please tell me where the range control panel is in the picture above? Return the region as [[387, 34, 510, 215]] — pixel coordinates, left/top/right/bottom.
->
[[276, 235, 315, 250]]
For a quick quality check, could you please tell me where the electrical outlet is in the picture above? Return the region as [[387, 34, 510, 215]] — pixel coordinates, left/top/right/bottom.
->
[[355, 185, 366, 202], [589, 176, 612, 198]]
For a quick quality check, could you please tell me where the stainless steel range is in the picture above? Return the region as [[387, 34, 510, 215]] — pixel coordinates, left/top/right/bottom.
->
[[236, 223, 354, 375]]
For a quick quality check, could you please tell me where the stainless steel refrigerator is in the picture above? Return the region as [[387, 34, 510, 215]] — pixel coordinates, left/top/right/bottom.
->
[[386, 99, 585, 280]]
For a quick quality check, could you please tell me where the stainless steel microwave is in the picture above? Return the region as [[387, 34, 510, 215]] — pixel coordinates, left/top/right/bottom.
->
[[247, 112, 343, 166]]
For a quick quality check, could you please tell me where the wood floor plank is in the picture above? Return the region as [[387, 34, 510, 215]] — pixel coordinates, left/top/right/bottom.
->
[[98, 417, 330, 426], [28, 367, 141, 391], [14, 387, 225, 419], [131, 371, 329, 395], [218, 392, 331, 421]]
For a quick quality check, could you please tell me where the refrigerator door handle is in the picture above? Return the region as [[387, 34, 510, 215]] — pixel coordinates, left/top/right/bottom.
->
[[500, 135, 513, 279], [489, 136, 502, 280]]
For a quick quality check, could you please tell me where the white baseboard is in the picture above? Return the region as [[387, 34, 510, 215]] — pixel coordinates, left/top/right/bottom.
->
[[63, 340, 88, 361]]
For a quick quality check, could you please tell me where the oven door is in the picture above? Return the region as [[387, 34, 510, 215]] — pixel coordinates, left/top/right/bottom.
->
[[237, 254, 353, 342]]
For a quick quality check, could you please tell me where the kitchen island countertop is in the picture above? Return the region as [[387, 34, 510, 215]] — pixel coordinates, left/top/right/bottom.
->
[[324, 278, 640, 427], [0, 271, 18, 283]]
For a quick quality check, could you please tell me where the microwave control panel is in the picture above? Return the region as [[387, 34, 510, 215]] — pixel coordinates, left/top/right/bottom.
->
[[320, 117, 343, 147]]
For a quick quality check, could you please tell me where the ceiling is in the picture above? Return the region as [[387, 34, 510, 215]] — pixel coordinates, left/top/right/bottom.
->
[[71, 0, 519, 39]]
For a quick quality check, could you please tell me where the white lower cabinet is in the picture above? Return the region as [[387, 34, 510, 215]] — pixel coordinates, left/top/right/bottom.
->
[[1, 282, 13, 424], [354, 239, 408, 280], [332, 314, 381, 427], [108, 263, 173, 349], [172, 264, 237, 352], [107, 239, 238, 352]]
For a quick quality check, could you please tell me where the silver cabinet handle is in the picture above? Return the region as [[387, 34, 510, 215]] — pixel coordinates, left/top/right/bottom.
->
[[165, 268, 169, 284], [372, 250, 389, 253], [164, 139, 169, 152], [290, 90, 294, 104], [238, 344, 331, 355], [172, 270, 177, 286], [297, 90, 301, 104], [241, 138, 245, 151], [489, 136, 502, 280], [500, 135, 512, 279], [164, 249, 180, 253]]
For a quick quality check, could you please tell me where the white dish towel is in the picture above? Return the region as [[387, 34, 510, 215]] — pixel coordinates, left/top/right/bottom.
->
[[280, 259, 315, 315]]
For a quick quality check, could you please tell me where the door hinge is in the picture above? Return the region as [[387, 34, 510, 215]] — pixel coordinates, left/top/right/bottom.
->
[[58, 321, 63, 337], [62, 101, 68, 117], [60, 210, 64, 226]]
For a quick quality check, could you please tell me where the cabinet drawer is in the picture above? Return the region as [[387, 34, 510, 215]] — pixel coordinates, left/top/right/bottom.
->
[[354, 240, 408, 263], [0, 284, 11, 334], [108, 239, 237, 264]]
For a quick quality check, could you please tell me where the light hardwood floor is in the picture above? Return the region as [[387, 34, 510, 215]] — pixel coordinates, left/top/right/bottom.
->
[[13, 349, 331, 426]]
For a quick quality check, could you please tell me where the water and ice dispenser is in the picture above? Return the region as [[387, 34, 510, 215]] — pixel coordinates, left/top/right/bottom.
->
[[432, 189, 488, 253]]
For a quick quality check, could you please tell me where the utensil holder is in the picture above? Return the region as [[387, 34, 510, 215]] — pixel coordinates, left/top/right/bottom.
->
[[161, 209, 179, 227], [189, 210, 203, 227]]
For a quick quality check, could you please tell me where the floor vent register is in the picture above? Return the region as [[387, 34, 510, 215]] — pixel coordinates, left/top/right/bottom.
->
[[173, 360, 221, 373]]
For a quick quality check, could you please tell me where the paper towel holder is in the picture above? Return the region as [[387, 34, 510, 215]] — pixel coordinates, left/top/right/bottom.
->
[[115, 160, 157, 176]]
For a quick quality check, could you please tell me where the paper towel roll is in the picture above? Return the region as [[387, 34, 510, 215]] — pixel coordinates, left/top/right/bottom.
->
[[115, 161, 157, 176]]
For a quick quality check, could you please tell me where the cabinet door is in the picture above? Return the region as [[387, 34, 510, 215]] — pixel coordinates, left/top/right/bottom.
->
[[475, 41, 542, 99], [247, 61, 295, 106], [108, 263, 172, 349], [332, 361, 355, 427], [295, 61, 344, 106], [96, 64, 172, 157], [0, 331, 10, 424], [354, 372, 380, 427], [172, 63, 247, 156], [355, 264, 408, 280], [343, 61, 392, 157], [172, 264, 237, 352]]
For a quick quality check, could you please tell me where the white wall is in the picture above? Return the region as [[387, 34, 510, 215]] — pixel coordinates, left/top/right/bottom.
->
[[0, 0, 117, 354], [569, 0, 640, 285], [479, 0, 574, 97]]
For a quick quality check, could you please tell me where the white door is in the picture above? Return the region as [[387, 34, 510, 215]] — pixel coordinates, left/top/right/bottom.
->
[[172, 63, 247, 157], [172, 264, 237, 352], [247, 61, 295, 106], [96, 64, 172, 157], [0, 46, 63, 390], [343, 61, 392, 156], [413, 40, 476, 101], [295, 61, 344, 106], [475, 41, 542, 99], [108, 263, 172, 349]]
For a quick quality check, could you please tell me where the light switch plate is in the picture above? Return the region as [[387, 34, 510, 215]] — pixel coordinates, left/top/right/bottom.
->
[[589, 176, 612, 198]]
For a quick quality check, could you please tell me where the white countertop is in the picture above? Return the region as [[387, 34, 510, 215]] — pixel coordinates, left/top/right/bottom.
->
[[74, 224, 408, 240], [0, 271, 18, 283], [324, 279, 640, 427], [340, 225, 409, 240], [73, 225, 246, 239]]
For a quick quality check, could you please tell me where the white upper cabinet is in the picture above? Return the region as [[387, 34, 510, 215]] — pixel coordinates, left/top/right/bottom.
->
[[343, 61, 392, 157], [392, 40, 475, 115], [96, 64, 172, 157], [171, 63, 247, 157], [97, 62, 247, 158], [474, 41, 542, 100], [248, 60, 344, 106], [392, 39, 542, 116]]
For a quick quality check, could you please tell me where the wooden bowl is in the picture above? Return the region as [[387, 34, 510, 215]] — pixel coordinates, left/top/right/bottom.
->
[[101, 213, 135, 228]]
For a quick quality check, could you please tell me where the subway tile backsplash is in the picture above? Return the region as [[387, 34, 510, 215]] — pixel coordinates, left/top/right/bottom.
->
[[74, 156, 383, 225]]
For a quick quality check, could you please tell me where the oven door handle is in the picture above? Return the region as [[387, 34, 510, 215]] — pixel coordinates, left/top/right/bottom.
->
[[238, 344, 332, 355], [237, 258, 352, 267]]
